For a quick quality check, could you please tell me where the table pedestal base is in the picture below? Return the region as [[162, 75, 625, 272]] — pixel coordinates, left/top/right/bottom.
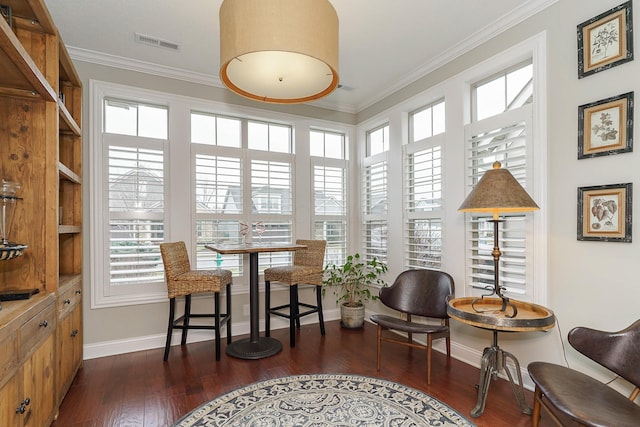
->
[[471, 331, 532, 418], [226, 337, 282, 360]]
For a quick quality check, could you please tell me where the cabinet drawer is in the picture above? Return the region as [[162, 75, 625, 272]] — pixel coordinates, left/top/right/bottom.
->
[[57, 279, 82, 319], [20, 303, 55, 360]]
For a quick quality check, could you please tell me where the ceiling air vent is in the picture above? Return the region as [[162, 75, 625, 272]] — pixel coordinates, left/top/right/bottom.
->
[[134, 32, 182, 51]]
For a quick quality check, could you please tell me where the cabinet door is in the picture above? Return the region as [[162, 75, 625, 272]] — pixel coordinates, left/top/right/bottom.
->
[[57, 305, 82, 401], [0, 374, 21, 427], [22, 333, 55, 427]]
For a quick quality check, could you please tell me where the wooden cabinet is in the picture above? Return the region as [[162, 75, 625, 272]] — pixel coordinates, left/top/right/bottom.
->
[[0, 1, 82, 425], [56, 276, 82, 404], [0, 295, 56, 427]]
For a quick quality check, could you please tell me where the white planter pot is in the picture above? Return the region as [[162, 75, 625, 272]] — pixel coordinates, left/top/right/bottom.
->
[[340, 303, 365, 328]]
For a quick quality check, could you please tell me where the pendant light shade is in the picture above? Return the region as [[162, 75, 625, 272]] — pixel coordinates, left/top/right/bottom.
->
[[219, 0, 339, 104]]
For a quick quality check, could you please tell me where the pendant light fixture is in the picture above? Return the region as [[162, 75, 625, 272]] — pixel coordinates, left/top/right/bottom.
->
[[219, 0, 339, 104]]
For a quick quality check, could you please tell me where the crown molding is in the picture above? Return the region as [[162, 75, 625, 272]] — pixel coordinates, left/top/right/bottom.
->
[[68, 46, 223, 88]]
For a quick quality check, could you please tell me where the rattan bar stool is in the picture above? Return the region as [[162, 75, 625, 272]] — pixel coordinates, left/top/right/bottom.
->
[[160, 241, 232, 361], [264, 239, 327, 347]]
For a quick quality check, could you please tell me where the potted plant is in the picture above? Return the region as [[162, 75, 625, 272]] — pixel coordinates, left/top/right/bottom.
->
[[323, 253, 388, 328]]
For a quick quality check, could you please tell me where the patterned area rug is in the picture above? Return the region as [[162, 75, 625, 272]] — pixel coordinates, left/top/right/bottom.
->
[[173, 374, 475, 426]]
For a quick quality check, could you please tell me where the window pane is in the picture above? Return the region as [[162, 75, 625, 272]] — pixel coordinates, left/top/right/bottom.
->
[[310, 131, 325, 157], [269, 124, 291, 153], [506, 64, 533, 109], [248, 121, 269, 151], [251, 160, 292, 214], [325, 133, 344, 159], [109, 146, 164, 212], [108, 145, 165, 286], [364, 220, 387, 263], [314, 166, 345, 215], [138, 104, 167, 139], [217, 117, 241, 148], [432, 101, 445, 135], [406, 219, 442, 269], [191, 113, 215, 145], [105, 100, 137, 136], [315, 220, 346, 265], [195, 155, 242, 214], [476, 76, 505, 121], [368, 125, 389, 155], [412, 108, 432, 141]]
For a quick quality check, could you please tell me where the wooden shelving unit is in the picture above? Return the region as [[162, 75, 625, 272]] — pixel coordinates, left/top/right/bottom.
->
[[0, 1, 83, 425]]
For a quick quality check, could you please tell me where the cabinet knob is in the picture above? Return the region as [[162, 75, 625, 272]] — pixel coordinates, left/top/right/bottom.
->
[[64, 298, 71, 305], [71, 329, 79, 337], [15, 397, 30, 414], [39, 320, 48, 328], [75, 289, 82, 295]]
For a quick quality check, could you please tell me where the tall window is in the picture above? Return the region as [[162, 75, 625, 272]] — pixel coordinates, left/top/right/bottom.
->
[[191, 114, 293, 274], [363, 125, 389, 262], [311, 129, 348, 265], [405, 100, 445, 269], [96, 98, 168, 305], [465, 61, 535, 298], [192, 113, 243, 274]]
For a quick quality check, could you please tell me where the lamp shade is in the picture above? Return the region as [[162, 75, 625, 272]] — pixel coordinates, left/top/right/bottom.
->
[[219, 0, 339, 104], [458, 162, 539, 219]]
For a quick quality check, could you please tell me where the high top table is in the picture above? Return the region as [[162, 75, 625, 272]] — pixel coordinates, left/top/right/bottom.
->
[[205, 242, 306, 360], [447, 297, 555, 418]]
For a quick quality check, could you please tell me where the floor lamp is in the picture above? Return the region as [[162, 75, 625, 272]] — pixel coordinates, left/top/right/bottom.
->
[[458, 161, 539, 318]]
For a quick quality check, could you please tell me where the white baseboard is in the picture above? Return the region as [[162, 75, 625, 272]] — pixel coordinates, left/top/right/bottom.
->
[[83, 307, 341, 360]]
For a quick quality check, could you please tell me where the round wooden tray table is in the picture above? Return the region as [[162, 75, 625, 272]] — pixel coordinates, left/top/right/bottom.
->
[[447, 297, 555, 418]]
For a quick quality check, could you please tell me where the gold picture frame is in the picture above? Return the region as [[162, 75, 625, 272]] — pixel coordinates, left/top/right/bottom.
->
[[578, 92, 633, 159], [577, 1, 633, 78], [578, 183, 632, 242]]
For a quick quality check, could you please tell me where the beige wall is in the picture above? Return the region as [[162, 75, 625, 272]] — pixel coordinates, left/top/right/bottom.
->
[[79, 0, 639, 393]]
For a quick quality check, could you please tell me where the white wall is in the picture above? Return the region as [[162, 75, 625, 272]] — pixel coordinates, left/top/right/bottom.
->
[[78, 0, 639, 395]]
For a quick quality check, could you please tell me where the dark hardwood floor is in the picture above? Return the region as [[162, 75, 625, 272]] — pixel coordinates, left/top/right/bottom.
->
[[53, 320, 559, 427]]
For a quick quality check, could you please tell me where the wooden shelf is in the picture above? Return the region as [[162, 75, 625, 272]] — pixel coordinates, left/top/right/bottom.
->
[[58, 162, 81, 184], [58, 225, 81, 235], [0, 16, 56, 101], [59, 100, 81, 135]]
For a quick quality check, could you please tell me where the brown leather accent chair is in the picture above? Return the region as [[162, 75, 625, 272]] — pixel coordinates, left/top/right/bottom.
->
[[527, 319, 640, 426], [370, 269, 454, 384], [160, 241, 232, 361], [264, 239, 327, 347]]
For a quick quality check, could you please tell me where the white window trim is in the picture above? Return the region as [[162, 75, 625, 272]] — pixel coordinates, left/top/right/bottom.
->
[[90, 81, 171, 308]]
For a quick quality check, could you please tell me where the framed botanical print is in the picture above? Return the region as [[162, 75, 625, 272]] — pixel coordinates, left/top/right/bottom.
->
[[578, 92, 633, 159], [577, 1, 633, 78], [578, 183, 632, 242]]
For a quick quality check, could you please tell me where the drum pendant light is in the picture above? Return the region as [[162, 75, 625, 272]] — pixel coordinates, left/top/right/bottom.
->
[[219, 0, 339, 104]]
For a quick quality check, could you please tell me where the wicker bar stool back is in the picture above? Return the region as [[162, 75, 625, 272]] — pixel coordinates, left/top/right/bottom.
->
[[264, 239, 327, 347], [160, 241, 232, 361]]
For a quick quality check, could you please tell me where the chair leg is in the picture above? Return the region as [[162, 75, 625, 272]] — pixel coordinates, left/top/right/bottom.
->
[[532, 386, 542, 427], [225, 283, 232, 344], [316, 286, 325, 336], [164, 298, 176, 361], [289, 285, 298, 347], [214, 291, 221, 361], [181, 294, 191, 345], [445, 335, 451, 357], [265, 280, 271, 337], [427, 334, 433, 385], [376, 325, 383, 371]]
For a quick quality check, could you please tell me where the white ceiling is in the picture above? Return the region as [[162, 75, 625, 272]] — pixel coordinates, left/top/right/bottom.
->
[[44, 0, 556, 113]]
